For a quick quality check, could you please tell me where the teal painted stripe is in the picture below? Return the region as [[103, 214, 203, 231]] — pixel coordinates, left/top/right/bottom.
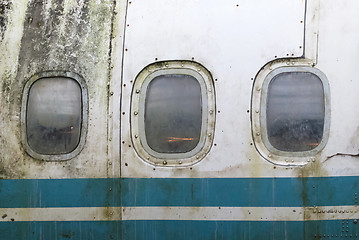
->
[[0, 220, 358, 240], [121, 177, 359, 207], [0, 178, 121, 208], [0, 177, 358, 208]]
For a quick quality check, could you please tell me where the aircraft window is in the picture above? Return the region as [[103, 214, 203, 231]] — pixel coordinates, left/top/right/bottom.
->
[[21, 72, 88, 161], [145, 74, 202, 153], [131, 61, 215, 166], [266, 71, 325, 152], [27, 78, 81, 154]]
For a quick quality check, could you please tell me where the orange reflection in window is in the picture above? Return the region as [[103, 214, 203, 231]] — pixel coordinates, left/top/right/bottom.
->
[[308, 143, 319, 146], [167, 137, 196, 143]]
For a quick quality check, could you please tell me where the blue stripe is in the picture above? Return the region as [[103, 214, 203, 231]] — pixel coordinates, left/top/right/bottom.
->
[[1, 220, 358, 240], [0, 177, 358, 208]]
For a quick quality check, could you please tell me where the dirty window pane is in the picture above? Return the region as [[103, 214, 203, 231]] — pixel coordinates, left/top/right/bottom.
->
[[267, 72, 325, 151], [27, 78, 82, 155], [145, 74, 202, 153]]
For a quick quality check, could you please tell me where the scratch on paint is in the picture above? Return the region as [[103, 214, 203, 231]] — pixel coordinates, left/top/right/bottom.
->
[[324, 152, 359, 162]]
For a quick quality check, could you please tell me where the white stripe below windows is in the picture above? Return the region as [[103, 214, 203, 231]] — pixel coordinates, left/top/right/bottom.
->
[[0, 206, 358, 222]]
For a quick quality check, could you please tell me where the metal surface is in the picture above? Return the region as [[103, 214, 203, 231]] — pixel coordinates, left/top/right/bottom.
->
[[1, 0, 359, 239]]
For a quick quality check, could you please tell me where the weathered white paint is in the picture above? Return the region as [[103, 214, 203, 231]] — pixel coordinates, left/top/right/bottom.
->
[[121, 0, 307, 178], [118, 0, 359, 178]]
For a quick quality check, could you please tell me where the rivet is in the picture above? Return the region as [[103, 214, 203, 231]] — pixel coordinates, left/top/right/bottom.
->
[[109, 138, 112, 141], [285, 159, 289, 162], [255, 110, 259, 113], [165, 64, 169, 67], [209, 110, 214, 114], [268, 154, 272, 158], [109, 162, 112, 165], [146, 157, 150, 160], [256, 133, 260, 136], [291, 160, 294, 163], [257, 87, 261, 91], [136, 89, 140, 93], [135, 134, 138, 138], [181, 64, 184, 67], [208, 88, 212, 92], [163, 161, 167, 165], [134, 111, 138, 115], [178, 161, 182, 165], [208, 133, 212, 137], [110, 212, 113, 215], [198, 69, 201, 72], [110, 91, 114, 95], [196, 156, 200, 159]]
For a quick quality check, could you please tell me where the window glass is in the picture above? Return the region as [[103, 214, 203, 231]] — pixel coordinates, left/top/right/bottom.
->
[[266, 72, 324, 151], [145, 74, 202, 153], [26, 77, 82, 155]]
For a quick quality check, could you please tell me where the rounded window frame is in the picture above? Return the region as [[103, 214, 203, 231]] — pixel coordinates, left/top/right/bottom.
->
[[21, 71, 88, 161], [131, 61, 216, 167], [252, 61, 330, 165]]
